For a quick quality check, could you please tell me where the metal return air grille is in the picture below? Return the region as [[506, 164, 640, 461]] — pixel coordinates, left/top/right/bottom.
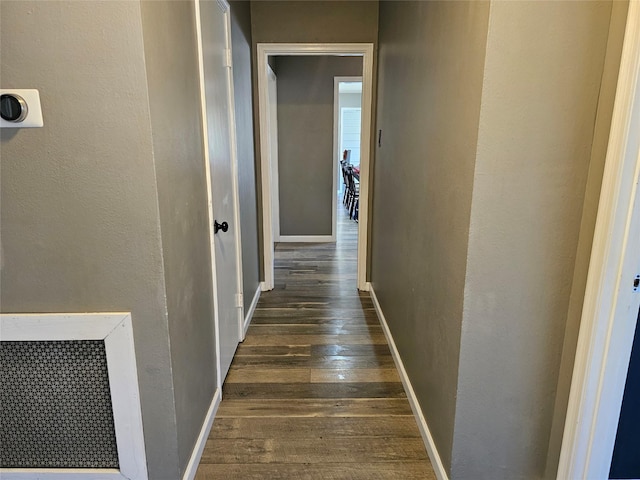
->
[[0, 340, 119, 469]]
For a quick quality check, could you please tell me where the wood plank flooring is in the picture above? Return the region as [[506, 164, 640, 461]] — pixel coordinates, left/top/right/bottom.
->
[[195, 209, 435, 479]]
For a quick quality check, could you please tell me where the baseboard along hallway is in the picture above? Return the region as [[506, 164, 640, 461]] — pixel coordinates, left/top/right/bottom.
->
[[194, 208, 436, 479]]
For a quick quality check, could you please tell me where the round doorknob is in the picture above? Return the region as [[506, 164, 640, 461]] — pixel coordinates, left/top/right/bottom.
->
[[214, 220, 228, 234]]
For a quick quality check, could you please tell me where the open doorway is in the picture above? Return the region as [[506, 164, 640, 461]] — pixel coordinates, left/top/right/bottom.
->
[[334, 77, 363, 219], [265, 56, 361, 245], [257, 44, 374, 291]]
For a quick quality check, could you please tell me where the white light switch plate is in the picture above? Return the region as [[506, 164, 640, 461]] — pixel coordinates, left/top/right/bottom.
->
[[0, 89, 44, 128]]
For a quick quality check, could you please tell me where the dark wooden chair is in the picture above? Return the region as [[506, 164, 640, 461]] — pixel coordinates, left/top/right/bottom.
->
[[346, 166, 359, 220], [341, 161, 351, 206]]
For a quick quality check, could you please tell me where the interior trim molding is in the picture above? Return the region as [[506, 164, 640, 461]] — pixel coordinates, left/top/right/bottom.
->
[[277, 235, 335, 243], [0, 313, 148, 480], [557, 4, 640, 478], [181, 388, 222, 480], [243, 284, 262, 339], [256, 42, 374, 291], [368, 286, 449, 480]]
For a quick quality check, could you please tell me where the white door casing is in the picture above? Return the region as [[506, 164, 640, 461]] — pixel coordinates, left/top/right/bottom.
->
[[0, 313, 148, 480], [267, 64, 280, 243], [558, 3, 640, 478], [195, 0, 244, 386], [258, 44, 374, 291]]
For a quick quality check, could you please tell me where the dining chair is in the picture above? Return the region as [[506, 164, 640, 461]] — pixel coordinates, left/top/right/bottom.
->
[[341, 161, 351, 206], [346, 166, 359, 220]]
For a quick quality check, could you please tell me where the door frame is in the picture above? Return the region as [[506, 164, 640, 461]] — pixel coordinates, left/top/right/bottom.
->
[[257, 43, 374, 291], [267, 64, 280, 243], [333, 75, 363, 240], [194, 0, 245, 389], [557, 4, 640, 478]]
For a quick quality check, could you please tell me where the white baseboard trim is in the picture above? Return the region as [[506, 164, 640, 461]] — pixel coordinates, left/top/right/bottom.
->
[[278, 235, 335, 243], [369, 285, 449, 480], [181, 388, 222, 480], [243, 284, 261, 338]]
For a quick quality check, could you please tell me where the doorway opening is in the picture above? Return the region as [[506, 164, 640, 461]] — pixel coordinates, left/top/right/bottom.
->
[[257, 44, 374, 292], [334, 77, 363, 219]]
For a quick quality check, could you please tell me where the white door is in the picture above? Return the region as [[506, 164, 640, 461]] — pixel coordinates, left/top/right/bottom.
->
[[197, 0, 242, 383], [267, 65, 280, 242]]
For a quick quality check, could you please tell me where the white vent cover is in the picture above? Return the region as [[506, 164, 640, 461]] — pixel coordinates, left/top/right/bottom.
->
[[0, 313, 148, 480]]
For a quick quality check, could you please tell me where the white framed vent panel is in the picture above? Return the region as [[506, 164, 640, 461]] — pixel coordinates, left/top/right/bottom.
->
[[0, 313, 148, 479]]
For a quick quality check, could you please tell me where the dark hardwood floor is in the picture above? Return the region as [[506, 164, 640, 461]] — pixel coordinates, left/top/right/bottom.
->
[[195, 206, 435, 479]]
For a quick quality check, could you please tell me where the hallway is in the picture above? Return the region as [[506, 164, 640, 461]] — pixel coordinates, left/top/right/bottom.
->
[[195, 209, 435, 479]]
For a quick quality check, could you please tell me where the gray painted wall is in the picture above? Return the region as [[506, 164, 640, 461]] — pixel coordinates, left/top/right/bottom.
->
[[0, 2, 180, 478], [339, 92, 362, 110], [275, 56, 362, 236], [250, 1, 378, 274], [452, 2, 613, 479], [373, 0, 616, 477], [139, 1, 217, 476], [371, 1, 490, 472], [230, 1, 261, 312], [250, 1, 379, 44], [544, 2, 629, 477], [0, 1, 233, 478]]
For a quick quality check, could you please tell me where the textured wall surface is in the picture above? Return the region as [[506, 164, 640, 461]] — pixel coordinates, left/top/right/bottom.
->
[[250, 1, 378, 274], [371, 1, 491, 472], [275, 56, 362, 236], [139, 1, 217, 476], [0, 2, 179, 478], [250, 0, 378, 44], [230, 1, 261, 312], [452, 2, 613, 478], [544, 3, 629, 477]]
